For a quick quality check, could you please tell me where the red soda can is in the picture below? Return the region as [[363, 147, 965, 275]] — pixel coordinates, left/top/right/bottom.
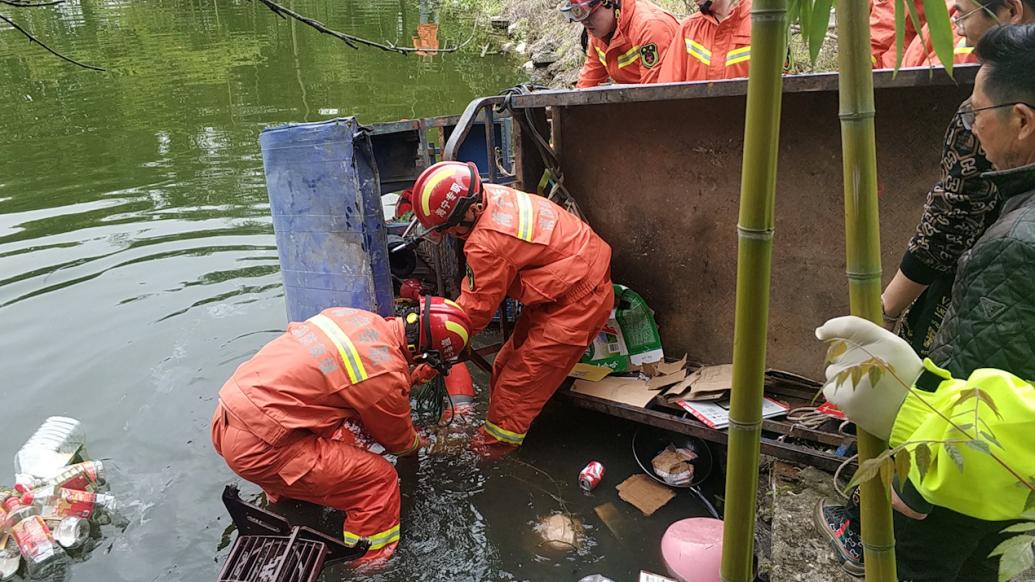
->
[[578, 461, 605, 492]]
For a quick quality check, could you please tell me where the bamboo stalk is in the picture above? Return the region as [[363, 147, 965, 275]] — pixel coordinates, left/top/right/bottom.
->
[[719, 1, 789, 580], [836, 1, 897, 580]]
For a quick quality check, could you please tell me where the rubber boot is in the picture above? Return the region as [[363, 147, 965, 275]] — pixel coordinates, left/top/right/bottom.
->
[[470, 427, 518, 461]]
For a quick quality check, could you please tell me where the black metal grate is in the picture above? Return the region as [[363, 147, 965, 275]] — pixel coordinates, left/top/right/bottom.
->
[[218, 485, 369, 582], [218, 531, 327, 582]]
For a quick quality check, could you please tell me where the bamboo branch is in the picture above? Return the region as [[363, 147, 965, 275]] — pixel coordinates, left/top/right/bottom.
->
[[826, 338, 1035, 494], [0, 12, 105, 70], [253, 0, 473, 55]]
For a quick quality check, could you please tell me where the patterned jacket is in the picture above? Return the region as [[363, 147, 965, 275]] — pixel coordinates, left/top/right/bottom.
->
[[901, 101, 1001, 284]]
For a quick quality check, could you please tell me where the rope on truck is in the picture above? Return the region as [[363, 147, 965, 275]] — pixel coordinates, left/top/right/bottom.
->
[[496, 85, 588, 221]]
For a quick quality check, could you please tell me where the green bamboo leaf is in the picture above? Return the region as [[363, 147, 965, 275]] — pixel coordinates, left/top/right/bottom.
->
[[991, 533, 1033, 557], [880, 457, 894, 491], [981, 430, 1005, 450], [893, 0, 906, 74], [975, 389, 1004, 420], [966, 439, 992, 456], [901, 0, 926, 68], [825, 340, 848, 365], [950, 422, 975, 435], [810, 387, 824, 405], [1002, 523, 1035, 534], [836, 368, 852, 389], [996, 537, 1034, 582], [945, 443, 965, 472], [798, 0, 812, 35], [847, 457, 885, 489], [808, 0, 834, 64], [850, 365, 864, 389], [921, 0, 955, 76], [894, 449, 912, 492], [953, 388, 980, 408], [915, 443, 932, 483], [786, 0, 801, 67], [953, 388, 1005, 419], [867, 364, 883, 388], [1026, 490, 1035, 513]]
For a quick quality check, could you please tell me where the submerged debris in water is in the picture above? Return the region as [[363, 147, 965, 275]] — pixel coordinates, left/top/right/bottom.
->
[[535, 512, 582, 552]]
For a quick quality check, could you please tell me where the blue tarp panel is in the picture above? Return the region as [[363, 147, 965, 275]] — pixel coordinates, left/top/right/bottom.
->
[[259, 118, 393, 322]]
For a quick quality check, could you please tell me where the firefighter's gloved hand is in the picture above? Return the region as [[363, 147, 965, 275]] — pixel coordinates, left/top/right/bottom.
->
[[815, 316, 922, 441], [411, 363, 438, 386]]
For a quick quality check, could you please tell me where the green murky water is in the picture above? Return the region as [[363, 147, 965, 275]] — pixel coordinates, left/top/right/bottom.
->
[[0, 2, 713, 580]]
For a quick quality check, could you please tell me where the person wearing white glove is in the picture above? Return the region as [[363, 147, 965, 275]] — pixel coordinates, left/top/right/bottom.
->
[[814, 315, 1035, 581], [815, 315, 923, 442]]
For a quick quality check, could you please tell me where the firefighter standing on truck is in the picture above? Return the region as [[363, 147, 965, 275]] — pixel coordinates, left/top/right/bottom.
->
[[409, 161, 614, 455], [210, 297, 472, 561], [564, 0, 679, 88], [647, 0, 752, 83]]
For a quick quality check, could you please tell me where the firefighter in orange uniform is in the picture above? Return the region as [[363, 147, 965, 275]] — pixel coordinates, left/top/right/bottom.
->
[[210, 297, 472, 561], [870, 0, 926, 68], [565, 0, 679, 88], [409, 161, 614, 453], [647, 0, 752, 83], [900, 2, 980, 67]]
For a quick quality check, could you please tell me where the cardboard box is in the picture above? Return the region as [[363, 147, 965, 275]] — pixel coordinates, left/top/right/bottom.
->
[[568, 362, 614, 382], [572, 376, 657, 408], [616, 474, 675, 516], [665, 364, 733, 402]]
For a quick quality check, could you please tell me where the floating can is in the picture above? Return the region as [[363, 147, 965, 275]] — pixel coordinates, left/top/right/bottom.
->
[[579, 461, 605, 492], [52, 517, 89, 550]]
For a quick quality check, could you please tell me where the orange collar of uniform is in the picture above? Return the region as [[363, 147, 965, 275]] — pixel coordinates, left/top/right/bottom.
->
[[603, 0, 638, 52]]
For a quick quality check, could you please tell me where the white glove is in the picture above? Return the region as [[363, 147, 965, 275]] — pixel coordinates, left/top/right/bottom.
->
[[815, 316, 923, 441]]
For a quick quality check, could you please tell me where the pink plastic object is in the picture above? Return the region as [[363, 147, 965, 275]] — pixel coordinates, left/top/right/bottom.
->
[[660, 518, 724, 582]]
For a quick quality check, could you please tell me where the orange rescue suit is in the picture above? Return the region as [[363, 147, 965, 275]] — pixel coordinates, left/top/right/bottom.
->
[[210, 308, 420, 560], [647, 0, 752, 83], [900, 3, 976, 68], [458, 184, 613, 447], [870, 0, 925, 68], [576, 0, 679, 88]]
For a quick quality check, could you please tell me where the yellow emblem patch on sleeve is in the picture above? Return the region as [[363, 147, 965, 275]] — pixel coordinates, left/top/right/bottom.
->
[[640, 43, 659, 69]]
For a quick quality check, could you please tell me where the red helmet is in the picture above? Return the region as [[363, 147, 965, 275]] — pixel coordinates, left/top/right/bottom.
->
[[410, 161, 483, 232], [404, 296, 473, 370], [395, 188, 414, 220]]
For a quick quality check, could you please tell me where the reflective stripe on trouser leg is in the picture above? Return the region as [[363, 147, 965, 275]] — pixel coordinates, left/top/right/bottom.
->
[[485, 284, 613, 446], [241, 434, 403, 557], [344, 523, 401, 551], [483, 420, 526, 445]]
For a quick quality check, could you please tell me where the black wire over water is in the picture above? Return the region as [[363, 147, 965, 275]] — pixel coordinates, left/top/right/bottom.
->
[[411, 376, 455, 428]]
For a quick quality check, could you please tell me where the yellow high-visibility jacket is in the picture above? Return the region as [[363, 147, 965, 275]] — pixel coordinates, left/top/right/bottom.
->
[[891, 359, 1035, 521]]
